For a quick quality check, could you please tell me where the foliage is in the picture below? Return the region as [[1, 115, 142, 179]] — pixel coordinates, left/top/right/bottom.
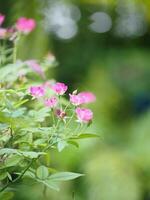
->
[[0, 15, 97, 198]]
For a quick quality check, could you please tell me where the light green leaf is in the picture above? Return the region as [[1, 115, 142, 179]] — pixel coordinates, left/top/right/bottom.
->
[[36, 165, 49, 180], [11, 108, 26, 118], [20, 151, 46, 158], [57, 140, 68, 152], [71, 133, 100, 139], [48, 172, 84, 182], [0, 148, 19, 156], [5, 155, 22, 167], [43, 180, 60, 191], [28, 107, 50, 122], [24, 171, 35, 179], [7, 172, 12, 181], [0, 123, 9, 131]]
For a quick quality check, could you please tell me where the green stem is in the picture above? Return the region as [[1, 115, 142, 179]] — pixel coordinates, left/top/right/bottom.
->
[[13, 40, 17, 63], [43, 185, 47, 198], [51, 108, 56, 127], [0, 159, 34, 193], [13, 33, 20, 63], [0, 136, 68, 193], [65, 111, 75, 129]]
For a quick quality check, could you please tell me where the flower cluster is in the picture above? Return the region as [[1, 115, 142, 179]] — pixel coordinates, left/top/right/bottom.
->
[[29, 82, 95, 124], [0, 14, 98, 196], [0, 14, 36, 39]]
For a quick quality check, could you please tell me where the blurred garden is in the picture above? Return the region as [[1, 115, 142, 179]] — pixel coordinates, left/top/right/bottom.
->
[[0, 0, 150, 199]]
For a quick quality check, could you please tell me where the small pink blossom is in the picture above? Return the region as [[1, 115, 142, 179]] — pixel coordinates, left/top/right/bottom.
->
[[56, 109, 66, 119], [29, 86, 45, 98], [75, 107, 93, 123], [51, 82, 68, 95], [0, 28, 7, 39], [16, 17, 36, 34], [45, 97, 57, 108], [78, 92, 96, 104], [0, 14, 5, 26], [69, 94, 83, 106], [69, 91, 96, 106], [26, 60, 45, 78]]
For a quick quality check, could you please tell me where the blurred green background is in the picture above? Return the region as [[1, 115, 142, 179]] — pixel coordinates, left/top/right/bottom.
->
[[0, 0, 150, 199]]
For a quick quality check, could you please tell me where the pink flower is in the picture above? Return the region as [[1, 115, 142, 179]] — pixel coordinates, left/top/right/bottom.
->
[[69, 94, 83, 106], [69, 91, 96, 106], [0, 28, 7, 39], [56, 109, 66, 119], [26, 60, 45, 78], [29, 86, 45, 98], [16, 17, 36, 34], [75, 107, 93, 123], [0, 14, 5, 26], [51, 82, 68, 95], [78, 92, 96, 104], [45, 97, 57, 108]]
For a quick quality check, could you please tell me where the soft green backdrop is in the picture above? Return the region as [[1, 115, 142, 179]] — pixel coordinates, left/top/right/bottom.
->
[[0, 0, 150, 199]]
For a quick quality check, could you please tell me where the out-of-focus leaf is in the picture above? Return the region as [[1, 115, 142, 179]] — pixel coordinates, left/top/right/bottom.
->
[[43, 180, 60, 191], [0, 171, 7, 181], [36, 165, 49, 180], [5, 155, 22, 167], [67, 140, 79, 148], [28, 107, 50, 122], [7, 173, 12, 181], [48, 172, 84, 182], [57, 140, 68, 152], [71, 133, 100, 139], [0, 148, 19, 156], [0, 191, 14, 200], [20, 151, 46, 158], [0, 123, 9, 131]]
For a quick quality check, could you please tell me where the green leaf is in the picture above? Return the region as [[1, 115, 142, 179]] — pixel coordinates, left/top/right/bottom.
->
[[11, 108, 26, 118], [24, 171, 35, 179], [0, 123, 9, 131], [0, 171, 7, 181], [7, 172, 12, 181], [5, 155, 22, 167], [67, 140, 79, 148], [71, 133, 100, 139], [14, 99, 29, 108], [20, 151, 46, 158], [28, 107, 50, 122], [36, 165, 49, 180], [21, 127, 52, 134], [0, 191, 14, 200], [48, 172, 84, 182], [43, 180, 60, 191], [57, 140, 68, 152], [0, 148, 19, 156]]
